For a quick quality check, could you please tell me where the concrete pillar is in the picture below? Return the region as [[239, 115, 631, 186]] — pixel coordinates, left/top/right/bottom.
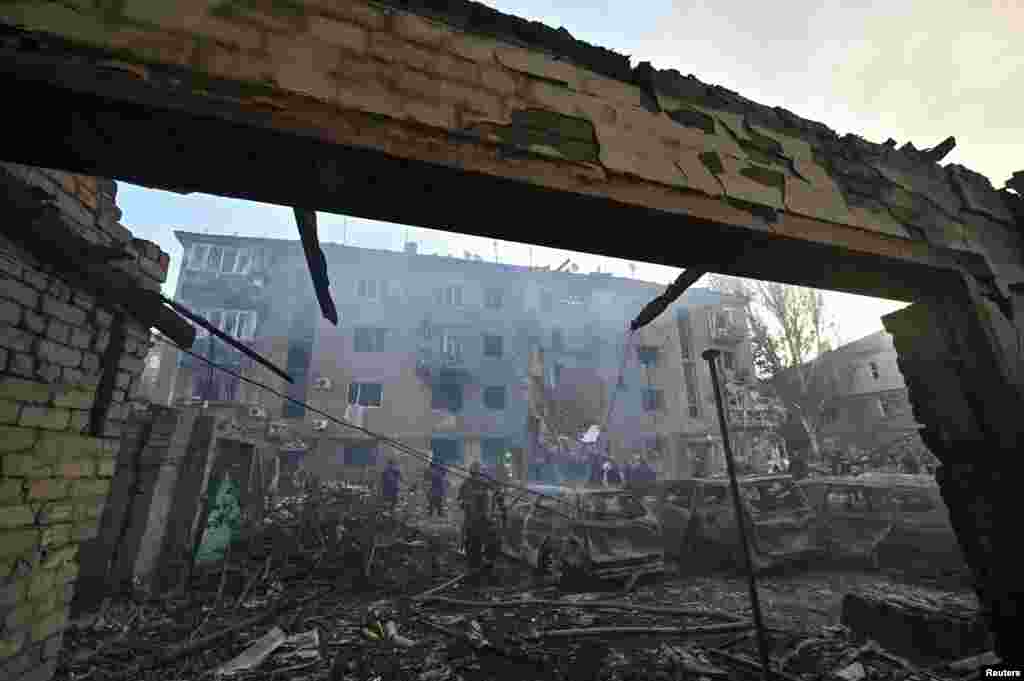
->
[[883, 279, 1024, 665]]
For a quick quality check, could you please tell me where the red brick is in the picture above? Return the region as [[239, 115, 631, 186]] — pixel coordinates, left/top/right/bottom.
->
[[28, 479, 68, 501]]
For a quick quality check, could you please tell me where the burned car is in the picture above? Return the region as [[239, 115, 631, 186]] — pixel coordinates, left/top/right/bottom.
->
[[502, 485, 665, 581], [797, 477, 896, 565], [635, 475, 823, 572], [799, 473, 965, 570]]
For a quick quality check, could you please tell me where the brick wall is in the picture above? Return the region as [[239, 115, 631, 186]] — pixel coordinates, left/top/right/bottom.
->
[[0, 163, 169, 681]]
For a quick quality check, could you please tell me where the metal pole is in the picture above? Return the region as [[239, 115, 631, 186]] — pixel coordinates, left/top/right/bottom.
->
[[702, 349, 771, 680]]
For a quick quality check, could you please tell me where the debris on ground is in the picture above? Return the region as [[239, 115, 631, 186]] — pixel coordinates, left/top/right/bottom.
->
[[841, 584, 992, 663], [54, 482, 980, 681]]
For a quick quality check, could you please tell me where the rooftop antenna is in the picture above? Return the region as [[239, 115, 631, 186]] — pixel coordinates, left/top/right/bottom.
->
[[493, 240, 499, 264], [343, 217, 348, 246], [529, 247, 534, 270]]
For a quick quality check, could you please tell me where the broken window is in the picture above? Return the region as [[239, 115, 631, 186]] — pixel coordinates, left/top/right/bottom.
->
[[221, 248, 237, 274], [354, 327, 388, 352], [206, 246, 223, 271], [642, 388, 664, 411], [484, 386, 506, 410], [483, 334, 503, 358], [222, 310, 238, 337], [436, 285, 462, 306], [188, 244, 209, 270], [431, 438, 463, 466], [637, 345, 659, 367], [485, 288, 504, 309], [348, 382, 383, 407], [441, 334, 463, 360], [344, 444, 378, 466], [481, 437, 506, 469], [357, 279, 378, 299], [235, 250, 251, 274], [432, 370, 463, 412]]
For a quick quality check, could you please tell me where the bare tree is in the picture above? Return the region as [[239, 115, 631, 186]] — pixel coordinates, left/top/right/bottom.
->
[[707, 274, 841, 459]]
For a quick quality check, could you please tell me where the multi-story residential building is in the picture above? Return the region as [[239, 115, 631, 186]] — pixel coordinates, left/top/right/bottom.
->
[[773, 330, 926, 460], [153, 232, 756, 483]]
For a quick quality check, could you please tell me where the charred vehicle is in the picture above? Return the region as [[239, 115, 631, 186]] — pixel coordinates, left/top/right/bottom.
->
[[799, 473, 965, 570], [856, 473, 964, 569], [502, 485, 665, 581], [635, 475, 823, 572], [798, 477, 896, 564]]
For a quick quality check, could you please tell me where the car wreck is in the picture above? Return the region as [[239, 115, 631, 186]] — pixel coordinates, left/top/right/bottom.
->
[[798, 477, 897, 564], [635, 475, 823, 572], [502, 485, 665, 582], [801, 473, 964, 571]]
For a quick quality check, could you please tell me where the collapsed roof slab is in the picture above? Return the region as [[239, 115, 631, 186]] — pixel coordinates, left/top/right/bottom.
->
[[0, 2, 1018, 303]]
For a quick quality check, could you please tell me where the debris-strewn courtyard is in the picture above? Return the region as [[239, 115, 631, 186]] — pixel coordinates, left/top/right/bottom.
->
[[52, 486, 988, 681]]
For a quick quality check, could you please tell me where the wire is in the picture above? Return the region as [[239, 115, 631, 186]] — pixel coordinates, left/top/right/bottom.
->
[[600, 327, 635, 456], [151, 331, 584, 518]]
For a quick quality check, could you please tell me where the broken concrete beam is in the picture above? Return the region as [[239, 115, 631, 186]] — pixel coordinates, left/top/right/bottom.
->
[[840, 588, 991, 664]]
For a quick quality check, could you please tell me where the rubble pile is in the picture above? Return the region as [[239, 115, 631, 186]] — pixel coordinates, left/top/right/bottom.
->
[[53, 483, 988, 681], [841, 585, 991, 664]]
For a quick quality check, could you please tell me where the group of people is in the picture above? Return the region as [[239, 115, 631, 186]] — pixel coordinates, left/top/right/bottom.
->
[[378, 458, 506, 572], [587, 455, 656, 487]]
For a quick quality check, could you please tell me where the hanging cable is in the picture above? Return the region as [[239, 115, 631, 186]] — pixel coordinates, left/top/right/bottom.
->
[[151, 332, 582, 518], [599, 326, 636, 458]]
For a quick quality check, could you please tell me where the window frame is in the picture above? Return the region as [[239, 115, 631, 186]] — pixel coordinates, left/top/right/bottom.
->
[[485, 288, 504, 310], [642, 388, 664, 412], [483, 334, 504, 358], [347, 381, 383, 408], [354, 327, 388, 353], [483, 385, 507, 410], [637, 345, 659, 367]]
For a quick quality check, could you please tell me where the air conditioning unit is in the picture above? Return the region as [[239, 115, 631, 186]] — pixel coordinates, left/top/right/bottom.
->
[[312, 419, 328, 431], [313, 377, 333, 391], [248, 406, 267, 418]]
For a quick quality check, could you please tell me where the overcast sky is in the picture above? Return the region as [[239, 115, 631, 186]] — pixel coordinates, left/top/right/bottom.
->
[[119, 0, 1022, 346]]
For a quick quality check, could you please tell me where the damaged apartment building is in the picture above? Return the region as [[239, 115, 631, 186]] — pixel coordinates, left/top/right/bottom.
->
[[152, 232, 762, 484]]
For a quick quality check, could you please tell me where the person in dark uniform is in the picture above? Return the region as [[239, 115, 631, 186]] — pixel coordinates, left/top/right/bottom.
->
[[428, 463, 447, 517], [788, 451, 809, 480], [458, 462, 493, 571], [380, 459, 401, 511]]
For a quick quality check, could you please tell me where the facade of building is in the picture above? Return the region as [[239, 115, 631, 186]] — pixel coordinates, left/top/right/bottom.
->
[[153, 232, 756, 484], [774, 330, 925, 459]]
